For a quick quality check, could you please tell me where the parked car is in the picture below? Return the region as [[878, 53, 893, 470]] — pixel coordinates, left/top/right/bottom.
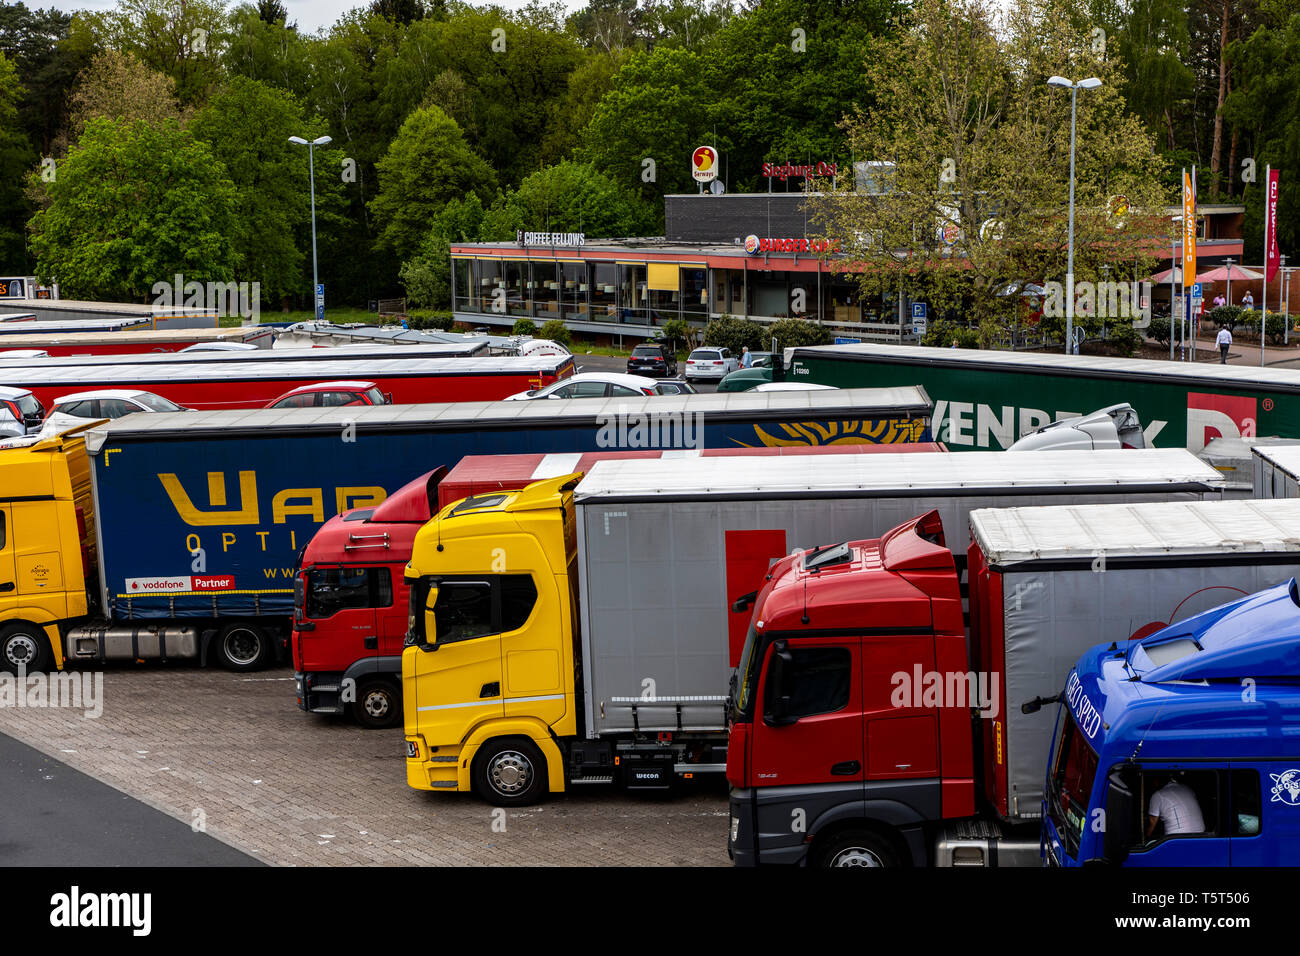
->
[[504, 371, 660, 401], [264, 381, 392, 409], [52, 389, 190, 419], [652, 379, 698, 395], [179, 342, 261, 352], [625, 343, 678, 377], [0, 385, 45, 434], [684, 347, 741, 381]]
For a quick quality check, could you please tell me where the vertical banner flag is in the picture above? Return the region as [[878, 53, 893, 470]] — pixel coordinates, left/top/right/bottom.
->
[[1265, 167, 1281, 282], [1182, 168, 1197, 286]]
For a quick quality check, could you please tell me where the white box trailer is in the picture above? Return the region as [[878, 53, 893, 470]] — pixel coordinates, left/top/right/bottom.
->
[[969, 496, 1300, 821], [572, 448, 1226, 739], [1253, 443, 1300, 498]]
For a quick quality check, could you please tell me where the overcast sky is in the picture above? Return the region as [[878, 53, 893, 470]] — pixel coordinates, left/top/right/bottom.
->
[[43, 0, 584, 34]]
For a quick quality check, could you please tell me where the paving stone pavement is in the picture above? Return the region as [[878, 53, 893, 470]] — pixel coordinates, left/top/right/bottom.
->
[[0, 664, 732, 866]]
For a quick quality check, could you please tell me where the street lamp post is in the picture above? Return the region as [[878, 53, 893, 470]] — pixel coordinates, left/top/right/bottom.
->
[[1048, 75, 1102, 356], [289, 134, 333, 319], [1224, 257, 1235, 310]]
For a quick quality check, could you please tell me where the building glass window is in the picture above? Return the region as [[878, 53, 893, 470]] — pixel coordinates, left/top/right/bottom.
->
[[682, 268, 708, 319], [560, 261, 588, 321], [618, 263, 647, 325], [453, 259, 474, 313], [474, 258, 501, 314], [503, 259, 530, 317], [592, 262, 617, 322], [533, 260, 560, 319]]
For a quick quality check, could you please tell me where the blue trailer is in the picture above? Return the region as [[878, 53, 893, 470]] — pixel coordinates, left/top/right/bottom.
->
[[1042, 579, 1300, 866], [71, 387, 931, 668]]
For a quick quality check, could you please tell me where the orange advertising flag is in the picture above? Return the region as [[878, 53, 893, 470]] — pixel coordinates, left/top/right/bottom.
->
[[1182, 169, 1197, 284]]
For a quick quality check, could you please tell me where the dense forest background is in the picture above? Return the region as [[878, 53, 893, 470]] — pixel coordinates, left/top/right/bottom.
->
[[0, 0, 1295, 309]]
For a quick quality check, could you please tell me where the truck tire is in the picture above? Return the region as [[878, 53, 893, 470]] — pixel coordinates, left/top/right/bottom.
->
[[471, 737, 547, 806], [0, 622, 51, 674], [352, 678, 401, 730], [813, 829, 900, 868], [214, 622, 270, 672]]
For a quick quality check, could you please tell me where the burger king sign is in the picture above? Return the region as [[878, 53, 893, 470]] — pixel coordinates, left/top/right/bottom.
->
[[692, 145, 719, 183]]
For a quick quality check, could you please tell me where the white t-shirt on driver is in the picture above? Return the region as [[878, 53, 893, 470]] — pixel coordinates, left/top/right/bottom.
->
[[1149, 781, 1205, 835]]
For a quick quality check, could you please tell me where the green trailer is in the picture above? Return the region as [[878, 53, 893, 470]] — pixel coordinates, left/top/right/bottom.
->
[[789, 343, 1300, 451]]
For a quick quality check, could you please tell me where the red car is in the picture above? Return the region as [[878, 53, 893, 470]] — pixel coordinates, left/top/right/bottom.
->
[[264, 380, 392, 410]]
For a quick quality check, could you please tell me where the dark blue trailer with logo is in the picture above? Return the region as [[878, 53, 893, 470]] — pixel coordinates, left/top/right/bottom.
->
[[74, 387, 931, 668]]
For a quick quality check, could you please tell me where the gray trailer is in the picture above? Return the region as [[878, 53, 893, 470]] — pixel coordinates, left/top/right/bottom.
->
[[1253, 443, 1300, 498], [968, 496, 1300, 824], [572, 448, 1226, 741]]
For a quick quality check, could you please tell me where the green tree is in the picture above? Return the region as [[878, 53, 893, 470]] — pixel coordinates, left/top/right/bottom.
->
[[370, 104, 496, 262], [579, 45, 713, 200], [479, 161, 657, 240], [28, 117, 238, 300], [190, 76, 326, 302], [224, 3, 313, 99], [811, 0, 1167, 347], [0, 52, 35, 269], [768, 317, 832, 350], [68, 49, 187, 137], [0, 4, 90, 154]]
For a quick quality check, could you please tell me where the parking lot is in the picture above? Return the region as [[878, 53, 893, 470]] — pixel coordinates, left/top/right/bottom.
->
[[0, 664, 731, 866]]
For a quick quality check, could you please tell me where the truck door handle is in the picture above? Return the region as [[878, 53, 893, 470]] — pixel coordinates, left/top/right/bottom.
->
[[0, 582, 13, 593], [831, 761, 861, 775], [479, 682, 500, 699], [363, 636, 377, 649]]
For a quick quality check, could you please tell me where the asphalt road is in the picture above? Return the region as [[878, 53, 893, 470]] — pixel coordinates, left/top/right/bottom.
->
[[0, 731, 260, 867]]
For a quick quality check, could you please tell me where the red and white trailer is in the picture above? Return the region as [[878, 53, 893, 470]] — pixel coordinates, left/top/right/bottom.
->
[[0, 325, 276, 355], [0, 354, 576, 410]]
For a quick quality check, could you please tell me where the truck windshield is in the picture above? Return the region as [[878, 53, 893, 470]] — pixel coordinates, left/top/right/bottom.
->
[[1047, 706, 1099, 855]]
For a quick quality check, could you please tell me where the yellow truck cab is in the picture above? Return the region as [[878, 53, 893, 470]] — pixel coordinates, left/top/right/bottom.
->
[[402, 474, 579, 804], [0, 425, 98, 672]]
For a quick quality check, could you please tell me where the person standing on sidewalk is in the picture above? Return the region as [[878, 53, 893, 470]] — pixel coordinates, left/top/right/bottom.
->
[[1216, 324, 1232, 363], [1242, 290, 1255, 310]]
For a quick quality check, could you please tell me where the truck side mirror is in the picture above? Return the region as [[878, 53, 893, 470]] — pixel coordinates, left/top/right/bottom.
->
[[419, 586, 440, 652], [731, 590, 758, 613], [1101, 770, 1134, 865], [762, 642, 798, 726]]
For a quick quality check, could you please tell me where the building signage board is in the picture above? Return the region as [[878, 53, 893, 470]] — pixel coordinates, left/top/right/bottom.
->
[[762, 162, 838, 180], [517, 231, 586, 247], [743, 235, 840, 254]]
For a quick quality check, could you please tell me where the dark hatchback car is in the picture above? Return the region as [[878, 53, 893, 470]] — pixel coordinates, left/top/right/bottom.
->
[[626, 343, 678, 377]]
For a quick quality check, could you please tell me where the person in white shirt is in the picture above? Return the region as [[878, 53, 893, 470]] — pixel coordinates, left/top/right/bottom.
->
[[1147, 775, 1206, 838], [1242, 290, 1255, 310], [1216, 324, 1232, 363]]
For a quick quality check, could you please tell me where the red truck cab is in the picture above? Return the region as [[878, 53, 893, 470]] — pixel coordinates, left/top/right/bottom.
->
[[726, 511, 973, 866], [292, 467, 445, 727]]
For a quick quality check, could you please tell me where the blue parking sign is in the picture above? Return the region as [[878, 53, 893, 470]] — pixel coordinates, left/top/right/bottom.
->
[[911, 302, 927, 320]]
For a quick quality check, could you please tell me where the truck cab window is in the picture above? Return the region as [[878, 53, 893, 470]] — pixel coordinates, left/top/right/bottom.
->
[[767, 647, 851, 719], [1139, 769, 1218, 842], [1231, 770, 1262, 836], [500, 575, 538, 631], [307, 567, 391, 618], [433, 581, 494, 643]]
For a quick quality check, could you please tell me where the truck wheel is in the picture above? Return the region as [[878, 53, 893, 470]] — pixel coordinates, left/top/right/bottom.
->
[[814, 830, 900, 868], [0, 623, 51, 674], [472, 737, 547, 806], [352, 678, 401, 730], [215, 622, 269, 671]]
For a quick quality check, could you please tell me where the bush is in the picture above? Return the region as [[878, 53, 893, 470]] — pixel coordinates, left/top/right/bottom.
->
[[538, 318, 571, 346], [1207, 304, 1243, 329], [406, 311, 454, 330], [1263, 310, 1288, 346], [921, 318, 979, 349], [1103, 322, 1142, 358], [659, 318, 688, 355], [511, 318, 537, 337], [1146, 315, 1171, 350], [702, 314, 766, 354], [767, 317, 833, 351]]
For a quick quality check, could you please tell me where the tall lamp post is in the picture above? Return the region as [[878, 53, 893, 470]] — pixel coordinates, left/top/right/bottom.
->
[[289, 134, 333, 319], [1047, 75, 1102, 356]]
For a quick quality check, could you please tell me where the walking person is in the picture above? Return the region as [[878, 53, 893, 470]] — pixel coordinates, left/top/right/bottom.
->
[[1216, 323, 1232, 364]]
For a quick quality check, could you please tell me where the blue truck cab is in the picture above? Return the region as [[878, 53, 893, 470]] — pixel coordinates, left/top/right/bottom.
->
[[1042, 579, 1300, 866]]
